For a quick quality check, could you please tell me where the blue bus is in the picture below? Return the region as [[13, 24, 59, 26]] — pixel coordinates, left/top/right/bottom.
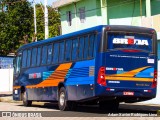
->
[[13, 25, 157, 111]]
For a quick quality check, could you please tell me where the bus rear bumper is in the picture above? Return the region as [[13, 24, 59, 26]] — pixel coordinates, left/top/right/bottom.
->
[[95, 87, 156, 102]]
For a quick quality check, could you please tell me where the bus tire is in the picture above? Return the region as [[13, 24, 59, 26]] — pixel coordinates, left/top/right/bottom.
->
[[58, 87, 69, 111], [22, 91, 32, 107]]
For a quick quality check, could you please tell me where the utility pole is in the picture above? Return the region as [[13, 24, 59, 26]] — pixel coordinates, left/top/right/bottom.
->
[[146, 0, 151, 17], [44, 0, 49, 39], [33, 0, 37, 42]]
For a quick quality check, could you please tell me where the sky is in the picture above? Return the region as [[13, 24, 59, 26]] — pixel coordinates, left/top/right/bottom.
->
[[28, 0, 57, 6]]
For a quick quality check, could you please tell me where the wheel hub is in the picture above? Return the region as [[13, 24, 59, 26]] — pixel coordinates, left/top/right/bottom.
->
[[60, 92, 65, 106]]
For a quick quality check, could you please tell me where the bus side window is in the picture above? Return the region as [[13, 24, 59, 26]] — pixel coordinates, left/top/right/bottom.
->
[[31, 48, 37, 67], [22, 50, 27, 68], [13, 58, 17, 73], [79, 37, 84, 60], [27, 50, 31, 67], [14, 55, 21, 74], [72, 39, 78, 61], [53, 43, 59, 64], [59, 42, 65, 63], [37, 47, 41, 66], [88, 34, 95, 58], [47, 44, 52, 64], [42, 46, 47, 65], [17, 56, 21, 73], [65, 40, 72, 62], [84, 36, 89, 59]]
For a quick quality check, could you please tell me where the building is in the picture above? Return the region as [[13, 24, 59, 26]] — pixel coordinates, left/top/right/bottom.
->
[[0, 56, 14, 93], [53, 1, 159, 32], [53, 0, 160, 57], [53, 0, 160, 104]]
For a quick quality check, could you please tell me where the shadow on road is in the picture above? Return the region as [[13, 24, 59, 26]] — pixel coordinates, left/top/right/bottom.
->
[[0, 94, 12, 97], [17, 102, 160, 115]]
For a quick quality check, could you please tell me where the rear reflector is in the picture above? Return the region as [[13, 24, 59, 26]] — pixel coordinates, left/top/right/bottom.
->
[[106, 88, 115, 91], [144, 90, 152, 93], [152, 70, 157, 88]]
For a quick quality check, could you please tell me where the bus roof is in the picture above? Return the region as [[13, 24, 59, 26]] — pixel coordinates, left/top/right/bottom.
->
[[18, 25, 104, 52], [17, 25, 155, 52]]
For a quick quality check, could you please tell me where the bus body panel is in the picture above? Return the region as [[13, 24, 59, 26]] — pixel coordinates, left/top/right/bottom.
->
[[94, 26, 157, 102], [13, 60, 96, 101], [13, 25, 157, 105], [95, 52, 157, 99]]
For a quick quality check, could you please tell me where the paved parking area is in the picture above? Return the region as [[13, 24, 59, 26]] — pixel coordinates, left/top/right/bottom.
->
[[0, 102, 160, 119], [0, 92, 160, 119]]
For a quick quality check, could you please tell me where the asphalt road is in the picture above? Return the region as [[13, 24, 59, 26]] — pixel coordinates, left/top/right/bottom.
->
[[0, 102, 160, 120]]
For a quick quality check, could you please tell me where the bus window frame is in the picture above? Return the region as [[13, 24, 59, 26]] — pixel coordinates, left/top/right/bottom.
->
[[78, 36, 85, 60], [26, 49, 31, 68], [112, 32, 153, 53], [59, 41, 65, 63], [22, 50, 27, 68], [64, 39, 72, 62], [31, 47, 37, 67], [83, 35, 89, 60], [41, 45, 48, 65], [20, 31, 97, 69], [71, 38, 79, 61], [88, 34, 95, 58], [14, 52, 22, 74], [52, 42, 60, 64], [37, 46, 42, 67], [100, 29, 156, 54], [47, 43, 53, 64]]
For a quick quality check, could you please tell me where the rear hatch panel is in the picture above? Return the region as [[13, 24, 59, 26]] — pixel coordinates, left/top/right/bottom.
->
[[105, 51, 155, 89]]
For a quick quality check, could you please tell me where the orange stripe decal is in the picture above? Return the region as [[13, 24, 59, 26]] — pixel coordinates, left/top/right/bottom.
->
[[105, 66, 153, 82], [109, 66, 150, 77], [13, 86, 21, 89], [105, 76, 153, 82], [26, 63, 72, 88]]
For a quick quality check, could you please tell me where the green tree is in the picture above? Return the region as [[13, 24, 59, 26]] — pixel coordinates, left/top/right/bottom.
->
[[0, 1, 60, 55], [36, 4, 60, 40], [0, 12, 8, 54], [0, 0, 34, 55], [48, 6, 60, 38]]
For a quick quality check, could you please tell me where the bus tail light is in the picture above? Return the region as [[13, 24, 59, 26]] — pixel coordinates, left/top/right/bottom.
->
[[152, 70, 157, 88], [97, 67, 106, 86]]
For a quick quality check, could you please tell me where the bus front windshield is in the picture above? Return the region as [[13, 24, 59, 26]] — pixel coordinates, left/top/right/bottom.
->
[[107, 32, 153, 52]]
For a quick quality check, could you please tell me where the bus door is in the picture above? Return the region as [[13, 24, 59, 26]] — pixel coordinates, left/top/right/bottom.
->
[[13, 52, 22, 100], [13, 52, 22, 85]]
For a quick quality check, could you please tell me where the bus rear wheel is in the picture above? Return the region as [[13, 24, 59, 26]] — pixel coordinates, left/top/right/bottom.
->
[[58, 87, 69, 111], [22, 91, 32, 107], [58, 87, 77, 111]]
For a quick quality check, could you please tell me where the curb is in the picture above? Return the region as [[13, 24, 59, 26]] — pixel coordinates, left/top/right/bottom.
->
[[1, 97, 160, 115], [0, 96, 13, 102], [157, 110, 160, 117], [0, 96, 22, 103]]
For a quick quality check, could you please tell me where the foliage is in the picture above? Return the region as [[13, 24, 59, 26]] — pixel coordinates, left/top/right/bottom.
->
[[0, 1, 60, 55], [36, 4, 60, 40], [0, 0, 33, 55]]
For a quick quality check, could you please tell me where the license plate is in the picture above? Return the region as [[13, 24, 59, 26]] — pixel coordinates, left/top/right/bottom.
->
[[123, 92, 134, 96]]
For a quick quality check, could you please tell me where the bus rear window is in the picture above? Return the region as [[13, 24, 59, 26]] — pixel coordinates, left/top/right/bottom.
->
[[107, 32, 153, 52]]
